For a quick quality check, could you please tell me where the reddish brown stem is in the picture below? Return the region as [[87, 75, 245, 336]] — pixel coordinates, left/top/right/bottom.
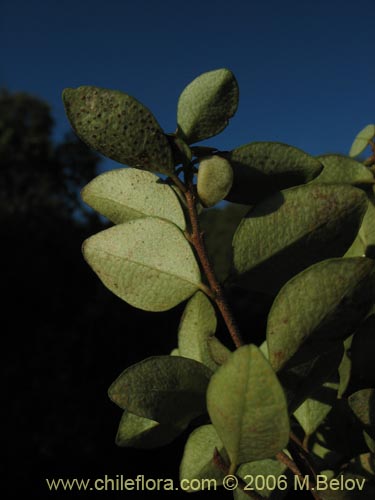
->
[[184, 184, 244, 348]]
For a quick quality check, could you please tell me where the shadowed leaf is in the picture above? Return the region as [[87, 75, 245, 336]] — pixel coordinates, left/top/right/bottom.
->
[[109, 356, 212, 425]]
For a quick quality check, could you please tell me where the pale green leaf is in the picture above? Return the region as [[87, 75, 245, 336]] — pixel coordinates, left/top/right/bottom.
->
[[82, 168, 185, 229], [63, 86, 174, 174], [179, 425, 227, 490], [178, 291, 229, 371], [177, 68, 239, 144], [226, 142, 323, 205], [207, 345, 290, 472], [116, 411, 186, 449], [232, 184, 368, 294], [109, 355, 212, 425], [313, 155, 374, 185], [294, 381, 338, 435], [83, 217, 201, 311], [197, 155, 233, 207], [344, 233, 366, 258], [267, 258, 375, 371], [349, 124, 375, 158], [170, 348, 179, 356], [208, 337, 231, 366], [234, 459, 289, 500]]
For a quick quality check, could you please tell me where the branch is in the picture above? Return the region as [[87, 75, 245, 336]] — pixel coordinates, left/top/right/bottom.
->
[[183, 180, 244, 348]]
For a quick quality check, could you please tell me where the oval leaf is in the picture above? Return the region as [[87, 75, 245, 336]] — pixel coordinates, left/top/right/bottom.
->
[[313, 155, 374, 186], [267, 257, 375, 371], [349, 124, 375, 158], [178, 291, 230, 371], [232, 184, 368, 294], [83, 217, 201, 311], [226, 142, 323, 204], [81, 168, 186, 229], [294, 381, 338, 436], [109, 356, 212, 425], [116, 410, 186, 449], [63, 86, 174, 174], [179, 425, 227, 490], [177, 68, 239, 144], [207, 345, 290, 472]]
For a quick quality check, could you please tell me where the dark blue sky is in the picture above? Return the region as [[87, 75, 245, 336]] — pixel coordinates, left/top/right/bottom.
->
[[2, 0, 374, 171]]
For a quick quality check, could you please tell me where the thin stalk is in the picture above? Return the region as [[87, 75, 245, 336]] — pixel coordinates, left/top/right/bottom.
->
[[183, 180, 244, 348]]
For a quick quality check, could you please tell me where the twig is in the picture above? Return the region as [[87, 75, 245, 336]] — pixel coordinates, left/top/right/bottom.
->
[[184, 182, 244, 348]]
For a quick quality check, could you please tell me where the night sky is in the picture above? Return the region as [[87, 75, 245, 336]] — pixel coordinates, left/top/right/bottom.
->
[[2, 0, 374, 172]]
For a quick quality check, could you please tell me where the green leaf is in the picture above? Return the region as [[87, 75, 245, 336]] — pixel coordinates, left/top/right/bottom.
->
[[351, 315, 375, 387], [312, 155, 374, 185], [177, 68, 239, 144], [83, 217, 201, 311], [197, 155, 234, 207], [116, 411, 186, 449], [267, 257, 375, 371], [109, 355, 212, 425], [232, 184, 368, 294], [226, 142, 323, 205], [294, 381, 338, 436], [206, 345, 290, 472], [208, 337, 232, 366], [179, 425, 227, 490], [349, 124, 375, 158], [234, 459, 289, 500], [178, 291, 230, 371], [62, 86, 174, 174], [81, 168, 186, 229], [348, 389, 375, 438]]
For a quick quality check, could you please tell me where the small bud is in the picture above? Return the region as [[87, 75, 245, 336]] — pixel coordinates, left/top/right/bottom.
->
[[197, 156, 233, 207]]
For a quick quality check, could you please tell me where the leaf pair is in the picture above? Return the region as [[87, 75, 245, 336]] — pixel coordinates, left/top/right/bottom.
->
[[63, 69, 239, 173], [80, 167, 203, 311]]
